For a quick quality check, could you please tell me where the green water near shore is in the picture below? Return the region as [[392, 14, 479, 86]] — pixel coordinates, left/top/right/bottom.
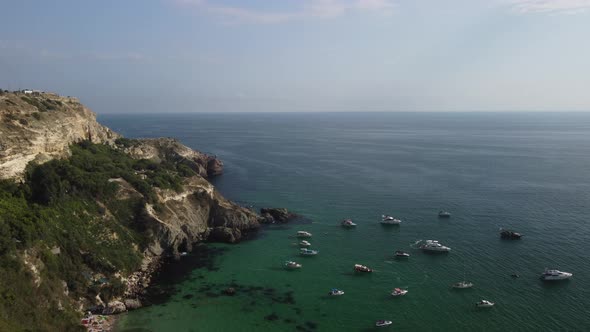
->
[[104, 112, 590, 331]]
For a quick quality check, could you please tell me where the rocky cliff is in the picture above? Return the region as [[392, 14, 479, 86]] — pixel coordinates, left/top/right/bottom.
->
[[0, 92, 119, 179], [0, 91, 265, 328]]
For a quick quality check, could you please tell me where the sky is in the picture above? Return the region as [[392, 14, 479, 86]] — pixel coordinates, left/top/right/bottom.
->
[[1, 0, 590, 113]]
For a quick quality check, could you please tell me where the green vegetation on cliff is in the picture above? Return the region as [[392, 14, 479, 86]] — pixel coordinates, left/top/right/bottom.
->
[[0, 140, 197, 331]]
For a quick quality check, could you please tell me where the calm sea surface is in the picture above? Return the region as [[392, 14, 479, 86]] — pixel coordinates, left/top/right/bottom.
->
[[100, 112, 590, 331]]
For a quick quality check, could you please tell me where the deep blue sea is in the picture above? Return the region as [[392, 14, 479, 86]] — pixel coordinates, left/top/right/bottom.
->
[[100, 112, 590, 331]]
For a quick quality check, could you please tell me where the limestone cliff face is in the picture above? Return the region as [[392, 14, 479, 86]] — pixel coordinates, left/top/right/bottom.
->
[[0, 92, 118, 179], [141, 176, 259, 256]]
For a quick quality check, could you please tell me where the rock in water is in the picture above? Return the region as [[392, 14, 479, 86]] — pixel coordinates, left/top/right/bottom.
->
[[124, 298, 142, 310], [207, 156, 224, 176], [259, 208, 295, 223], [103, 301, 127, 315]]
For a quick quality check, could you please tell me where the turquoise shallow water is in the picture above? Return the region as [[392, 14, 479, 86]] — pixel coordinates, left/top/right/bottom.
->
[[101, 112, 590, 331]]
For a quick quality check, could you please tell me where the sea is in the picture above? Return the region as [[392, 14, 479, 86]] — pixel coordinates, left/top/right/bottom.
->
[[99, 112, 590, 332]]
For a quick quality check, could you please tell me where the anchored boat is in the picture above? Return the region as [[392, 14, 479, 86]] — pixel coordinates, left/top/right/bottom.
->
[[438, 211, 451, 218], [285, 261, 302, 269], [452, 281, 473, 289], [541, 268, 572, 281], [391, 288, 408, 297], [381, 215, 401, 225], [341, 219, 357, 228], [300, 248, 318, 256], [419, 240, 451, 252], [328, 288, 344, 296], [296, 231, 312, 238], [354, 264, 373, 273], [475, 300, 495, 308], [394, 251, 410, 258]]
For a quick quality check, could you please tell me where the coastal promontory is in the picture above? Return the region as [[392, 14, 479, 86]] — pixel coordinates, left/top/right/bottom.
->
[[0, 91, 261, 331]]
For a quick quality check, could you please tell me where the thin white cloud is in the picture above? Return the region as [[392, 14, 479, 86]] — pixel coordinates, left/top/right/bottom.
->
[[508, 0, 590, 14], [172, 0, 395, 24]]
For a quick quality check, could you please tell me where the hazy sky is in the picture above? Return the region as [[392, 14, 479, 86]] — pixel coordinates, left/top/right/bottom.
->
[[1, 0, 590, 113]]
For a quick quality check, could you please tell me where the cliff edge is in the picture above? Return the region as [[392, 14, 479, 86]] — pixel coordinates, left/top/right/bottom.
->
[[0, 92, 119, 179]]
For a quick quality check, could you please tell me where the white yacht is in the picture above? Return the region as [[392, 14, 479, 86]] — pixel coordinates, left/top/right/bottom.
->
[[475, 300, 495, 308], [381, 215, 401, 225], [541, 268, 573, 281], [391, 288, 408, 297], [375, 320, 392, 327], [328, 288, 344, 296], [285, 261, 302, 269], [297, 231, 312, 238], [419, 240, 451, 252], [452, 281, 473, 289], [300, 248, 318, 256], [341, 219, 357, 227], [299, 240, 311, 247], [438, 211, 451, 218]]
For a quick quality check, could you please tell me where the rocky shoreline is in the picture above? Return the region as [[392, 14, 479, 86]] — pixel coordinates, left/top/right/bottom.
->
[[91, 207, 298, 331]]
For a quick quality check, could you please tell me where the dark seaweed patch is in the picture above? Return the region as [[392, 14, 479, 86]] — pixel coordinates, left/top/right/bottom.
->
[[264, 313, 279, 321], [305, 321, 318, 329]]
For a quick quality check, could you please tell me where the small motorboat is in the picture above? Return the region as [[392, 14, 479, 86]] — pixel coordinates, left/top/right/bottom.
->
[[297, 231, 312, 238], [500, 229, 523, 239], [511, 273, 520, 278], [300, 248, 318, 256], [285, 261, 302, 269], [299, 240, 311, 247], [341, 219, 357, 227], [179, 252, 188, 257], [438, 211, 451, 218], [394, 251, 410, 258], [354, 264, 373, 273], [375, 320, 392, 327], [391, 288, 408, 297], [419, 240, 451, 252], [541, 268, 572, 281], [380, 215, 401, 225], [475, 300, 495, 308], [452, 281, 473, 289], [328, 288, 344, 296]]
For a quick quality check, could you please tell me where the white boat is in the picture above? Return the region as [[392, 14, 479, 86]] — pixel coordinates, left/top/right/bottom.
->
[[354, 264, 373, 273], [475, 299, 495, 308], [381, 215, 401, 225], [375, 320, 392, 327], [391, 288, 408, 297], [452, 281, 473, 289], [299, 240, 311, 247], [328, 288, 344, 296], [419, 240, 451, 252], [296, 231, 312, 238], [300, 248, 318, 256], [285, 261, 302, 269], [541, 268, 573, 281], [438, 211, 451, 218], [394, 251, 410, 258], [341, 219, 357, 227]]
